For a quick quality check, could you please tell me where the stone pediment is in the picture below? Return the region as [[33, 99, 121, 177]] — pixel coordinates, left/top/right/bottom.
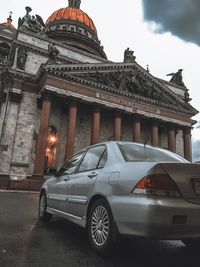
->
[[42, 62, 198, 116], [76, 69, 170, 104]]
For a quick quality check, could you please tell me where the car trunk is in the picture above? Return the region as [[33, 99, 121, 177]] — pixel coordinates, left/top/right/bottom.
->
[[154, 163, 200, 204]]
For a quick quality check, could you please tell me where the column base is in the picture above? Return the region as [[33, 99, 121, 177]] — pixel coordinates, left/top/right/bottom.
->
[[31, 174, 45, 180], [0, 173, 9, 179]]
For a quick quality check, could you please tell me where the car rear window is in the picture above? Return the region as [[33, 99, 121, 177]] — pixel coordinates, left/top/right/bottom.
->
[[118, 143, 189, 163]]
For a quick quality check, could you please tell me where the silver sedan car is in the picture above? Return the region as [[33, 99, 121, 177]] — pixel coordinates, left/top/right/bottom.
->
[[39, 141, 200, 253]]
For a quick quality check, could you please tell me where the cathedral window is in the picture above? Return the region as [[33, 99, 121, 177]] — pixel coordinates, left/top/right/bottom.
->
[[70, 25, 76, 32], [0, 42, 10, 62], [78, 28, 84, 34], [58, 24, 65, 30]]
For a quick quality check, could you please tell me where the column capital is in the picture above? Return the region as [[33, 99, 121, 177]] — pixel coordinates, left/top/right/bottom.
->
[[133, 114, 142, 122], [68, 99, 78, 107], [62, 97, 77, 108], [167, 123, 175, 131], [183, 126, 192, 135], [41, 91, 52, 102], [167, 123, 180, 132], [93, 104, 101, 112], [114, 109, 122, 116], [150, 118, 159, 126]]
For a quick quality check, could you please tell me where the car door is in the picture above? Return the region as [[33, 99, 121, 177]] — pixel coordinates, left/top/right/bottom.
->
[[67, 145, 107, 218], [47, 152, 85, 213]]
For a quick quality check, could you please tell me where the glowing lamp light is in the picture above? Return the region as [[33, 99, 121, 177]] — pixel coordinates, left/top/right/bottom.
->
[[50, 136, 56, 143]]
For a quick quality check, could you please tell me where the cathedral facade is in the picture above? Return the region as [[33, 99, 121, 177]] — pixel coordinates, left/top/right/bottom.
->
[[0, 1, 198, 180]]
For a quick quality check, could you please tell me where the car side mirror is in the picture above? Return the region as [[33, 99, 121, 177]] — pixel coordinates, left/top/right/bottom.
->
[[48, 168, 58, 176], [55, 169, 64, 177]]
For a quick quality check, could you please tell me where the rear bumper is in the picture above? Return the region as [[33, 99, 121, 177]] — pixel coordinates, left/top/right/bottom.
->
[[110, 195, 200, 239]]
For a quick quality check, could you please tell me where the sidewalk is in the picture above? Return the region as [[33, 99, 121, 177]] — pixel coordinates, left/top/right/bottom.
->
[[0, 189, 39, 193], [0, 178, 44, 192]]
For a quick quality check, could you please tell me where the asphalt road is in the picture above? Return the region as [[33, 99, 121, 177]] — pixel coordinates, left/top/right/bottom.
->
[[0, 192, 199, 267]]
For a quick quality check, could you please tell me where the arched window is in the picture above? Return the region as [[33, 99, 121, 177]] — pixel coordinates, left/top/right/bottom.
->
[[45, 126, 58, 168], [0, 42, 10, 61]]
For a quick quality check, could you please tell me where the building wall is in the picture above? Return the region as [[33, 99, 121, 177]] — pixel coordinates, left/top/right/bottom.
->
[[99, 109, 114, 142], [121, 115, 133, 142], [140, 120, 151, 145], [0, 101, 19, 175], [0, 94, 187, 179], [74, 103, 92, 152], [160, 128, 168, 149], [9, 92, 38, 179]]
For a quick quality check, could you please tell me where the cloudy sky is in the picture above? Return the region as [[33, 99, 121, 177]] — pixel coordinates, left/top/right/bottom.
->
[[0, 0, 200, 161]]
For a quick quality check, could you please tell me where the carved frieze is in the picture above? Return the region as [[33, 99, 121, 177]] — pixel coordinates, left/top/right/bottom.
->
[[75, 70, 172, 104]]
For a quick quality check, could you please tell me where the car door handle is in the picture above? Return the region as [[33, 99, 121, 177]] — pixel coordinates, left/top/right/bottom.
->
[[64, 177, 70, 182], [88, 172, 97, 179]]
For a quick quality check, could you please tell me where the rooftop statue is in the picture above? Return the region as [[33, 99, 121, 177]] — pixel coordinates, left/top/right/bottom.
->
[[167, 69, 186, 87], [16, 47, 27, 70], [18, 6, 47, 35], [48, 42, 60, 62], [123, 48, 136, 63]]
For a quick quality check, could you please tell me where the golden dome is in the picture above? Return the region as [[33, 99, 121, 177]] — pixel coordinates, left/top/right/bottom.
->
[[46, 7, 97, 34], [45, 1, 106, 59]]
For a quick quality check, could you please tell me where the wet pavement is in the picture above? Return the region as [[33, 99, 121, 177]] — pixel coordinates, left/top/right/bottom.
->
[[0, 192, 199, 267]]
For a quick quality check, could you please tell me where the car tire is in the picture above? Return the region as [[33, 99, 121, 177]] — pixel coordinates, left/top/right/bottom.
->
[[39, 192, 52, 222], [87, 199, 116, 254]]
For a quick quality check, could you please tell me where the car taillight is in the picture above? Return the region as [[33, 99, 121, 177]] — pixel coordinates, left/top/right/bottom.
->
[[132, 174, 181, 197]]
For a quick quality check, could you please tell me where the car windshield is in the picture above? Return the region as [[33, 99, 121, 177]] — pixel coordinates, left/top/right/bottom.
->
[[117, 142, 189, 163]]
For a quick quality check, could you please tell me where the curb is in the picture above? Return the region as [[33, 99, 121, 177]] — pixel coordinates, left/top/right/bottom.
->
[[0, 190, 40, 194]]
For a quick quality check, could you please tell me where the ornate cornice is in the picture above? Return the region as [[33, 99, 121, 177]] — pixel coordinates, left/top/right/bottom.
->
[[40, 62, 198, 116]]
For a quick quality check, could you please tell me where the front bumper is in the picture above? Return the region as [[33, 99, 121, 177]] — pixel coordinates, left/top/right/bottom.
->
[[110, 195, 200, 239]]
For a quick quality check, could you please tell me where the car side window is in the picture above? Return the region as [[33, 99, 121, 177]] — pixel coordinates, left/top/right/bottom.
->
[[78, 146, 106, 172], [98, 149, 107, 168], [59, 153, 84, 175]]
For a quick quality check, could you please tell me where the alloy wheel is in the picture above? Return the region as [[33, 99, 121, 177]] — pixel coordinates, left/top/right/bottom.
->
[[39, 194, 46, 217], [91, 205, 110, 246]]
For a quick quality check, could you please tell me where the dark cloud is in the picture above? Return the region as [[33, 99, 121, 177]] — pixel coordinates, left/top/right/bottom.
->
[[142, 0, 200, 46]]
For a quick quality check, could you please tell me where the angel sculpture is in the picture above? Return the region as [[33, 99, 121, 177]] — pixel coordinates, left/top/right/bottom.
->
[[18, 6, 47, 35], [166, 69, 185, 87], [18, 6, 32, 29], [16, 47, 27, 70], [48, 42, 60, 62], [123, 48, 136, 63]]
